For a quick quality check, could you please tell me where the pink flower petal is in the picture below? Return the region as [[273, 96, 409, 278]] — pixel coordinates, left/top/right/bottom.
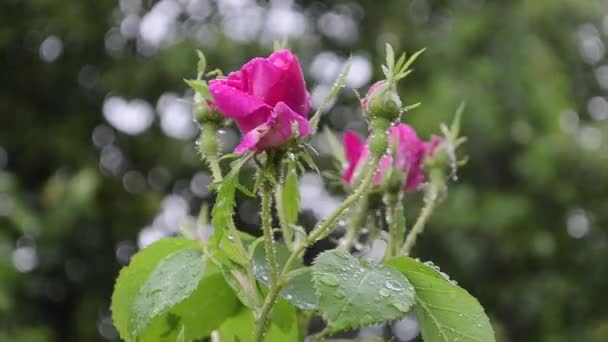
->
[[256, 102, 311, 150], [265, 50, 311, 117], [342, 131, 366, 184]]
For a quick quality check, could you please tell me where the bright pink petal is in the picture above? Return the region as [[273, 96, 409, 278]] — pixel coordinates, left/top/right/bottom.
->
[[265, 50, 311, 117], [342, 131, 366, 184], [239, 57, 284, 100], [343, 131, 364, 164], [256, 102, 311, 150], [388, 124, 428, 192], [234, 123, 269, 154], [209, 80, 271, 120]]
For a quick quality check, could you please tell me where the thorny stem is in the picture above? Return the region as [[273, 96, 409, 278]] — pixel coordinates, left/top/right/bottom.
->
[[275, 181, 293, 251], [385, 191, 405, 260], [401, 170, 442, 255], [337, 194, 369, 251], [207, 156, 223, 182], [260, 182, 279, 286], [253, 181, 281, 342], [253, 280, 283, 342]]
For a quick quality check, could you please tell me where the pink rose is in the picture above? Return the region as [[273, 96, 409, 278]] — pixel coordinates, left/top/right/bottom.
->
[[342, 124, 440, 191], [209, 50, 312, 154]]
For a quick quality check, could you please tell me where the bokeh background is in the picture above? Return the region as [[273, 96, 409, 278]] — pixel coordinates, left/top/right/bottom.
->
[[1, 0, 608, 341]]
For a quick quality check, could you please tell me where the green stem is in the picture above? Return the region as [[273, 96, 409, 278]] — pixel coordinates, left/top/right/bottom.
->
[[275, 182, 293, 251], [260, 182, 279, 286], [337, 194, 369, 251], [253, 282, 283, 342], [208, 156, 223, 182], [401, 178, 440, 255], [385, 191, 405, 260]]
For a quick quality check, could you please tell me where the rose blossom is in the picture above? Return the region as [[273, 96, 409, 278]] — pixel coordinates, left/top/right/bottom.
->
[[209, 50, 311, 154], [342, 124, 441, 191]]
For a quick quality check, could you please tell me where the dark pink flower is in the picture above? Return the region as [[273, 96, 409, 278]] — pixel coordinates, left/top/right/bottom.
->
[[342, 124, 441, 191], [209, 50, 311, 154]]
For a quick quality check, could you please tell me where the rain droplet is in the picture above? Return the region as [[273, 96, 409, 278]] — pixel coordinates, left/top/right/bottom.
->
[[392, 302, 409, 312], [385, 280, 403, 291], [379, 289, 390, 297], [334, 290, 345, 299], [319, 274, 339, 286]]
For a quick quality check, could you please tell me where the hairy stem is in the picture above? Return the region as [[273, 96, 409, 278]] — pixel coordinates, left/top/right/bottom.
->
[[275, 182, 293, 251], [260, 182, 279, 285], [253, 282, 283, 342], [401, 174, 441, 255], [207, 156, 223, 182], [337, 194, 369, 251], [385, 191, 405, 260]]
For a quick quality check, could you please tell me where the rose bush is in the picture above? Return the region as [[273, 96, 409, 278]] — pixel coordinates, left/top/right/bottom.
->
[[209, 50, 311, 154]]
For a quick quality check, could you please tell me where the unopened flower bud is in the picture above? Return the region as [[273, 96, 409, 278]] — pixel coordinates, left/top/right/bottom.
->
[[362, 81, 402, 122], [194, 93, 223, 125]]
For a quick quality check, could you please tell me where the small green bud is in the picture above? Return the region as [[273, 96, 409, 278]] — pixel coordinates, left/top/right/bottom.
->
[[364, 81, 402, 122], [193, 93, 223, 125]]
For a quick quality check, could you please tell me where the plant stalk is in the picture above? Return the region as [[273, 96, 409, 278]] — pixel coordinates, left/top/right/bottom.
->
[[401, 171, 442, 255], [385, 191, 405, 259], [260, 182, 279, 286], [275, 182, 293, 250], [337, 194, 369, 251]]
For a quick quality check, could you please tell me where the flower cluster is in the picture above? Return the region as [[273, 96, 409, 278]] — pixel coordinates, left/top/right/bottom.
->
[[343, 124, 441, 192], [204, 49, 443, 192]]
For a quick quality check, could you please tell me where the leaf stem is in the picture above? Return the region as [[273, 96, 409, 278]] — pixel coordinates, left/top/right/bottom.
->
[[401, 176, 440, 255], [337, 194, 369, 251]]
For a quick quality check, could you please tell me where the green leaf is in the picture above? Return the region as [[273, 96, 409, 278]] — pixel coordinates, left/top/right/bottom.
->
[[252, 242, 319, 310], [386, 257, 495, 342], [219, 304, 299, 342], [112, 238, 197, 340], [210, 157, 248, 246], [385, 43, 395, 71], [282, 160, 300, 225], [312, 250, 415, 331], [111, 238, 239, 342], [324, 127, 346, 166], [184, 79, 212, 99], [130, 248, 238, 341], [196, 49, 206, 78]]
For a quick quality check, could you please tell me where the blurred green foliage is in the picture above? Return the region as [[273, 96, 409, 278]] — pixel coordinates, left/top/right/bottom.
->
[[1, 0, 607, 341]]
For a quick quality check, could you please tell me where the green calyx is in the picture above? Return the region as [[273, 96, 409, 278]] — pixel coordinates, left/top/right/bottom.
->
[[194, 93, 224, 125], [367, 82, 402, 122]]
